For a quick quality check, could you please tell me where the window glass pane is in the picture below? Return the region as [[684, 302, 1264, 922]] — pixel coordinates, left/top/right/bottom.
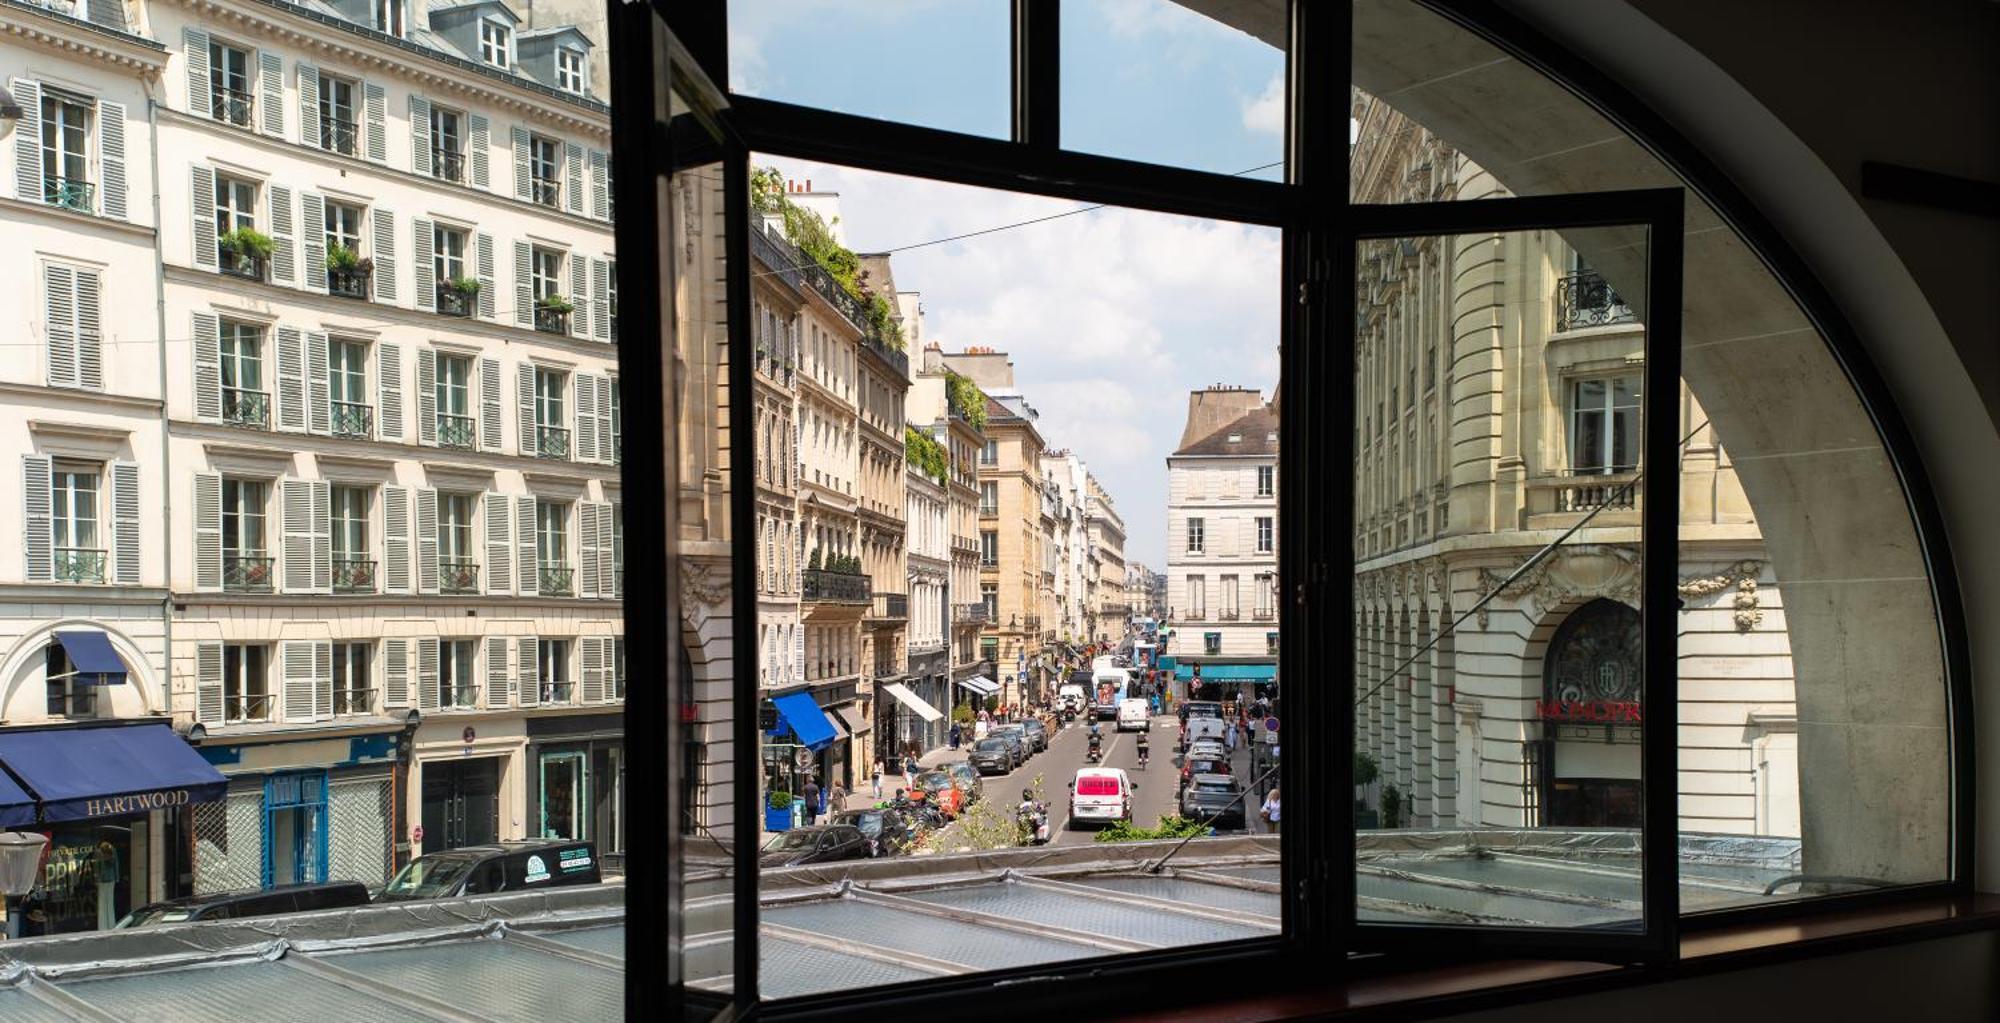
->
[[1060, 0, 1284, 178], [738, 156, 1280, 1000], [1350, 0, 1951, 912], [727, 1, 1009, 138]]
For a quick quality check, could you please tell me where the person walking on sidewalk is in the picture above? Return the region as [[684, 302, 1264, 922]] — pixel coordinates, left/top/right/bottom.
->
[[1260, 787, 1281, 834], [830, 781, 848, 816], [950, 722, 962, 749], [902, 754, 917, 790], [803, 777, 822, 826], [871, 761, 884, 800]]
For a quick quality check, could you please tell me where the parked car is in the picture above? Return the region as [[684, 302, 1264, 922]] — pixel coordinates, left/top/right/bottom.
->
[[1179, 700, 1224, 727], [1179, 774, 1247, 830], [1186, 739, 1228, 762], [1182, 717, 1229, 750], [939, 760, 987, 804], [829, 808, 916, 857], [759, 825, 870, 867], [913, 770, 968, 817], [1068, 767, 1135, 828], [117, 882, 372, 928], [969, 738, 1016, 775], [1019, 718, 1049, 751], [990, 725, 1032, 760], [1179, 755, 1233, 794], [376, 840, 601, 901]]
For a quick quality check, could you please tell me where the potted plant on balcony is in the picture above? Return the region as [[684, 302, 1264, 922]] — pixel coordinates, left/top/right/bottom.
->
[[243, 559, 271, 587], [218, 227, 273, 273], [325, 244, 361, 273], [449, 276, 481, 296], [537, 293, 575, 314]]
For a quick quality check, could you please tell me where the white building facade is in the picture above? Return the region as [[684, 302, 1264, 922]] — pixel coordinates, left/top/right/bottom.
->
[[1166, 388, 1280, 697]]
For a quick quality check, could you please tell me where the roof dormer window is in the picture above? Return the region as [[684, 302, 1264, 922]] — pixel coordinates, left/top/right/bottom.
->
[[373, 0, 404, 37], [479, 18, 512, 69], [556, 47, 586, 95]]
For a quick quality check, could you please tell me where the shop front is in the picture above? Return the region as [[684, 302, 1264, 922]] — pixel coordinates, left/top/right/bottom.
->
[[761, 690, 838, 831], [526, 713, 625, 861], [878, 679, 945, 760], [1173, 661, 1276, 707], [190, 728, 404, 893], [1535, 599, 1643, 829]]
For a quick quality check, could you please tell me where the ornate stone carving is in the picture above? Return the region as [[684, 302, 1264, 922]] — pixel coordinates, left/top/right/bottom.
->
[[1678, 561, 1766, 632], [1475, 545, 1643, 628], [680, 558, 731, 613]]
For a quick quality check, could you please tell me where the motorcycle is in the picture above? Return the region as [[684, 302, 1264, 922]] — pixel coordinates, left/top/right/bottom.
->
[[1018, 803, 1051, 845], [1086, 739, 1102, 764]]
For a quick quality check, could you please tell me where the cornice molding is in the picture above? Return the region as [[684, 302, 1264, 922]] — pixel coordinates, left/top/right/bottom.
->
[[0, 193, 156, 238], [0, 1, 167, 72], [0, 382, 162, 413]]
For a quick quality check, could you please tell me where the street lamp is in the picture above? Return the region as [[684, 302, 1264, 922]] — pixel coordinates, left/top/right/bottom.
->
[[0, 831, 48, 940]]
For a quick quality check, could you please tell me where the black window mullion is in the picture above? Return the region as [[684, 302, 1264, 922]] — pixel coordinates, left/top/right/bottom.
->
[[1011, 0, 1059, 149], [1640, 190, 1685, 946]]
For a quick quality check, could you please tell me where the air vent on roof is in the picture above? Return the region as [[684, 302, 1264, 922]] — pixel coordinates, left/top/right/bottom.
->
[[1227, 433, 1241, 443]]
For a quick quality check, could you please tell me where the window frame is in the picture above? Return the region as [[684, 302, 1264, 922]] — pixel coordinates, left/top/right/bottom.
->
[[478, 17, 512, 69], [556, 46, 586, 95], [39, 89, 92, 208]]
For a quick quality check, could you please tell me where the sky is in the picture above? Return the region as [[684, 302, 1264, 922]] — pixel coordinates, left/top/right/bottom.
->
[[728, 1, 1285, 568]]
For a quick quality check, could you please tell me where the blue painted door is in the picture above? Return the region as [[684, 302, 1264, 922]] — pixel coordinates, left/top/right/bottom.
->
[[262, 770, 329, 887]]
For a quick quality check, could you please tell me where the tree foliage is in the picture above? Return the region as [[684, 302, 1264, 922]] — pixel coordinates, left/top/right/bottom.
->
[[1094, 815, 1211, 843], [751, 164, 905, 351], [905, 426, 949, 482], [945, 370, 989, 430]]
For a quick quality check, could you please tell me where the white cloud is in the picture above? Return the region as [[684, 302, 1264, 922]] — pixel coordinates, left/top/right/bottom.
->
[[1243, 72, 1284, 137]]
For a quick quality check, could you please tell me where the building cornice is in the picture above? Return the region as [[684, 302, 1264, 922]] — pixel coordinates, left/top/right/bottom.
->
[[0, 381, 163, 413], [0, 0, 167, 72], [174, 592, 623, 612], [0, 584, 169, 603], [163, 0, 609, 139]]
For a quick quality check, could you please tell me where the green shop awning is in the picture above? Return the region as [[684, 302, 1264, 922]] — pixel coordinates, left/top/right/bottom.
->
[[1176, 663, 1277, 682]]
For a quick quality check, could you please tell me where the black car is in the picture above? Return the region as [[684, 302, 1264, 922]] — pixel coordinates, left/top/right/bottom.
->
[[1019, 718, 1049, 752], [990, 725, 1032, 760], [830, 809, 916, 857], [759, 825, 869, 867], [1179, 774, 1247, 830], [117, 881, 372, 928], [376, 840, 602, 901], [969, 738, 1015, 774]]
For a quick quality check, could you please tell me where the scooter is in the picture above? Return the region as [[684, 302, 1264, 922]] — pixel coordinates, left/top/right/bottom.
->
[[1018, 803, 1051, 845], [1086, 740, 1102, 764]]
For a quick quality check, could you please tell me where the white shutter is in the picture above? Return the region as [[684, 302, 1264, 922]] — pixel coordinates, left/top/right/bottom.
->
[[377, 342, 403, 440], [22, 455, 52, 583], [409, 95, 432, 176], [11, 79, 39, 202], [191, 166, 218, 271], [98, 100, 127, 219], [300, 192, 327, 294], [515, 495, 537, 596], [415, 487, 438, 595], [485, 637, 510, 710], [276, 327, 306, 432], [581, 637, 605, 704], [563, 141, 583, 215], [314, 640, 333, 719], [589, 150, 608, 220], [196, 641, 225, 725], [517, 363, 535, 455], [371, 208, 397, 303], [568, 256, 588, 338], [192, 311, 221, 420], [298, 63, 320, 150], [110, 460, 140, 584], [513, 240, 532, 326], [479, 357, 503, 452], [281, 641, 314, 723], [75, 269, 102, 389], [43, 264, 78, 388], [485, 492, 512, 596], [383, 638, 409, 709], [267, 184, 296, 286], [194, 472, 222, 590], [577, 501, 600, 598], [363, 82, 386, 162], [183, 30, 210, 116], [412, 217, 434, 312], [282, 479, 315, 591], [469, 114, 490, 188], [510, 125, 530, 200], [306, 331, 330, 434], [258, 51, 284, 136], [475, 233, 495, 319], [590, 259, 610, 341], [416, 637, 439, 712], [416, 348, 437, 445], [575, 373, 598, 462], [598, 377, 617, 465], [311, 479, 332, 592], [382, 484, 410, 593], [602, 502, 620, 599], [516, 636, 539, 707]]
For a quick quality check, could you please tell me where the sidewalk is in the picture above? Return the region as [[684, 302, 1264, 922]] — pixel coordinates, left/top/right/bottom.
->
[[839, 745, 973, 810]]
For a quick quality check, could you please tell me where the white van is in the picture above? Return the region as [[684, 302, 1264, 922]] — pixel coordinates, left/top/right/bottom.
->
[[1057, 684, 1088, 714], [1117, 698, 1150, 732], [1068, 767, 1134, 827]]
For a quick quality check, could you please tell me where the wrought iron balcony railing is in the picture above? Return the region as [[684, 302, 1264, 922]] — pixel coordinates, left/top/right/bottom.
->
[[439, 559, 480, 594], [332, 401, 373, 438], [436, 413, 476, 449], [1555, 269, 1636, 331], [1252, 607, 1275, 621], [332, 686, 372, 716], [432, 148, 466, 183], [802, 568, 870, 604], [319, 116, 358, 156], [954, 603, 990, 624], [539, 681, 576, 704], [224, 552, 274, 592], [333, 556, 376, 593], [54, 547, 106, 584], [535, 424, 571, 459], [1217, 609, 1241, 621], [531, 177, 560, 207], [223, 692, 274, 723], [435, 286, 475, 318], [223, 388, 270, 428], [211, 85, 253, 127], [539, 564, 574, 596], [871, 592, 908, 620], [438, 683, 480, 710], [534, 305, 571, 335], [219, 249, 266, 282], [43, 177, 94, 214], [328, 266, 370, 299]]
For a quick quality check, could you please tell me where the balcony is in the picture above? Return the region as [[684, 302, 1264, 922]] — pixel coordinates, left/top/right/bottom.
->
[[219, 249, 267, 282], [43, 177, 94, 214], [439, 559, 480, 594], [435, 285, 475, 318], [540, 681, 576, 705], [539, 563, 574, 596], [954, 603, 989, 625], [333, 557, 376, 593], [871, 592, 908, 620], [978, 504, 998, 517], [1554, 269, 1636, 331], [319, 116, 358, 157], [436, 414, 476, 450], [432, 147, 465, 183], [224, 553, 274, 592], [531, 177, 560, 208], [1525, 469, 1642, 529], [1252, 608, 1275, 621], [332, 401, 373, 438], [332, 686, 372, 716], [222, 693, 274, 724], [534, 303, 571, 335], [210, 86, 253, 127], [325, 265, 371, 301], [439, 684, 480, 710], [534, 424, 571, 460], [223, 388, 270, 428], [54, 547, 106, 584], [802, 568, 870, 604], [1217, 609, 1241, 621]]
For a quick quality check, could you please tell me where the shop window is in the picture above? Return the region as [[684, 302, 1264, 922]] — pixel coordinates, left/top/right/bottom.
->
[[44, 641, 100, 718]]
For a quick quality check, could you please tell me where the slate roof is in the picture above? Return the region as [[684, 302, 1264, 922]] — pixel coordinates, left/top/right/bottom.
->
[[1174, 404, 1279, 456]]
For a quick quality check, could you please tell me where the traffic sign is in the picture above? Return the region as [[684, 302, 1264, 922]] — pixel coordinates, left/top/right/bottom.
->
[[1265, 717, 1279, 733]]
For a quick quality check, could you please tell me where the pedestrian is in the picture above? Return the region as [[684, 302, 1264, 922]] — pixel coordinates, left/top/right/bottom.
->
[[950, 722, 962, 749], [871, 761, 884, 800], [802, 777, 821, 824], [902, 754, 916, 790], [1225, 719, 1238, 752], [830, 781, 848, 817], [1260, 786, 1281, 834]]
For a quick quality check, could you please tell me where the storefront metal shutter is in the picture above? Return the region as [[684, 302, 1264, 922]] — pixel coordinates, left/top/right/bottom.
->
[[327, 771, 393, 885], [192, 783, 265, 894]]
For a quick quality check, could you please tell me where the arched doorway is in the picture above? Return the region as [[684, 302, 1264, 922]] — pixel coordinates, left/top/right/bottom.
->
[[1539, 599, 1642, 828]]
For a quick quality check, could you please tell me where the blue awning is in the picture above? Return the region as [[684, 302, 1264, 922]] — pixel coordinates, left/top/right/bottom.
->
[[54, 630, 127, 686], [0, 768, 32, 829], [0, 724, 228, 824], [770, 693, 837, 752]]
